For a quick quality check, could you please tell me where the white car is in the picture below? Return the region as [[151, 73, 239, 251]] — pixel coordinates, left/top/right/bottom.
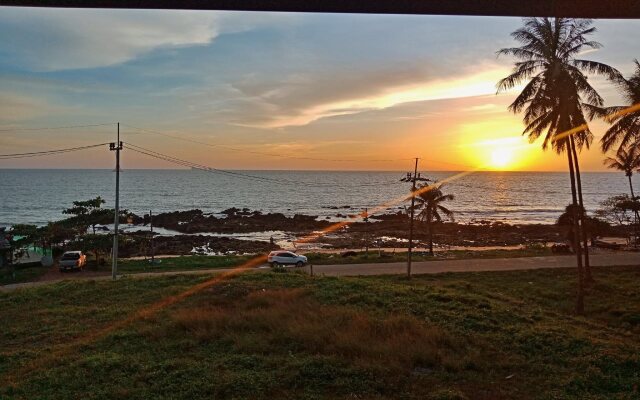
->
[[267, 251, 308, 267], [59, 251, 87, 271]]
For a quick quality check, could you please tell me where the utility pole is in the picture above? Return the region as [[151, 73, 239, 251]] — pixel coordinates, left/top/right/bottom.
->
[[401, 158, 430, 278], [109, 122, 122, 280], [363, 208, 369, 255], [407, 158, 418, 278]]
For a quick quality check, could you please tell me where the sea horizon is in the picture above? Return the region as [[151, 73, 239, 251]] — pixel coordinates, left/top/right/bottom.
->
[[0, 168, 624, 173], [2, 169, 636, 227]]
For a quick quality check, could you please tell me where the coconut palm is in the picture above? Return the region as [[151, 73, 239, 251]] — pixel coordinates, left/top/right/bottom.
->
[[496, 18, 621, 313], [596, 60, 640, 152], [604, 144, 640, 198], [604, 144, 640, 229], [413, 183, 454, 256]]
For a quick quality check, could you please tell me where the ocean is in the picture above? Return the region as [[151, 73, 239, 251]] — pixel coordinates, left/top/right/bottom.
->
[[0, 169, 635, 227]]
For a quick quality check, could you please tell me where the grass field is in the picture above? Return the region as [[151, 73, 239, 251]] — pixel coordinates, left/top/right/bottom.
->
[[114, 255, 256, 273], [1, 265, 639, 399], [0, 263, 48, 286]]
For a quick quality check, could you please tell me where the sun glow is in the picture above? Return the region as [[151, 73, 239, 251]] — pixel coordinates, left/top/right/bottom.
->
[[490, 147, 513, 169]]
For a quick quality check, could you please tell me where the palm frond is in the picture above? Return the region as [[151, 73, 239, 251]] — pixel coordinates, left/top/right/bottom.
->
[[572, 59, 623, 81]]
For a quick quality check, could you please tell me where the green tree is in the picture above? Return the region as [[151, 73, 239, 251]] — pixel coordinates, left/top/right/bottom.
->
[[40, 221, 75, 253], [595, 195, 635, 226], [497, 18, 621, 313], [80, 234, 112, 265], [413, 183, 454, 256], [62, 196, 110, 234], [61, 197, 118, 265], [5, 224, 38, 266]]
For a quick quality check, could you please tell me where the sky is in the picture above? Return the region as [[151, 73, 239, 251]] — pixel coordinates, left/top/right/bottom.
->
[[0, 8, 639, 171]]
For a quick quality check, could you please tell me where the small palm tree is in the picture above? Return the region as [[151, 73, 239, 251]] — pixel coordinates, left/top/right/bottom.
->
[[413, 183, 454, 255], [605, 144, 640, 227], [604, 144, 640, 198], [596, 60, 640, 152]]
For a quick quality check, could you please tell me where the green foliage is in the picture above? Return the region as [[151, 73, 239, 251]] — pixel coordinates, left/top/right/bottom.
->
[[6, 224, 39, 262], [79, 234, 113, 265], [596, 195, 639, 226], [62, 196, 110, 234]]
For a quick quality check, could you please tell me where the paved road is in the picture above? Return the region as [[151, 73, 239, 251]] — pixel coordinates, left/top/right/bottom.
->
[[2, 252, 639, 292], [308, 252, 640, 276]]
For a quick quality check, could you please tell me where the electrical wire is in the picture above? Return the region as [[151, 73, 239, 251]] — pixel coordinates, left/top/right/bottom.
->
[[124, 142, 402, 188], [0, 143, 110, 160], [121, 124, 489, 170], [121, 123, 416, 163]]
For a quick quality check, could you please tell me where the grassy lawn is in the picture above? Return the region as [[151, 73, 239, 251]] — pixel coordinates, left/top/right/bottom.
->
[[1, 265, 639, 399], [112, 255, 255, 274], [305, 247, 553, 265], [0, 263, 48, 286], [65, 255, 254, 275]]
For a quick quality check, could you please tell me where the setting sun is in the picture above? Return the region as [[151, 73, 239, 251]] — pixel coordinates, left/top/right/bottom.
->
[[490, 147, 513, 169]]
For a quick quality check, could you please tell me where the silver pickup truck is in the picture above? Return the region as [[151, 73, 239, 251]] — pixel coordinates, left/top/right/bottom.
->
[[59, 251, 87, 271]]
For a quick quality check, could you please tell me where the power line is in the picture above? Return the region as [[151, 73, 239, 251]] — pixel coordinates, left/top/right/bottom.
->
[[121, 123, 415, 163], [124, 143, 286, 185], [0, 123, 115, 133], [124, 142, 402, 188], [0, 143, 110, 160], [122, 123, 486, 169]]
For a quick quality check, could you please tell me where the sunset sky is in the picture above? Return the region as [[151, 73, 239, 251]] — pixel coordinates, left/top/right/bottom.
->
[[1, 8, 639, 171]]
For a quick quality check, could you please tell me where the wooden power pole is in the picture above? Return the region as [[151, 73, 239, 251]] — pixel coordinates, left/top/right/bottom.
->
[[407, 158, 418, 278], [109, 122, 122, 280]]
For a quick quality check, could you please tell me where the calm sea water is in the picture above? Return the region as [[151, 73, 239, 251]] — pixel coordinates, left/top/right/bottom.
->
[[0, 169, 635, 227]]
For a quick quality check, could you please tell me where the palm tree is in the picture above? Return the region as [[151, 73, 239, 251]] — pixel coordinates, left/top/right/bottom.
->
[[413, 183, 454, 255], [604, 144, 640, 198], [597, 60, 640, 153], [496, 18, 621, 314]]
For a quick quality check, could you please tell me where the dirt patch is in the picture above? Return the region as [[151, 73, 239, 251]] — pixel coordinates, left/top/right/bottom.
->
[[166, 288, 481, 372]]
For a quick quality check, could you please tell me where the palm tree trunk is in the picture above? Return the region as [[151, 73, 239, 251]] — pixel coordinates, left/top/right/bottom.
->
[[570, 137, 593, 283], [427, 220, 434, 256], [629, 175, 640, 244], [566, 140, 585, 315]]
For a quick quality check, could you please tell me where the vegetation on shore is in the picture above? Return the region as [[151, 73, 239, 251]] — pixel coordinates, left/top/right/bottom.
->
[[1, 266, 639, 399]]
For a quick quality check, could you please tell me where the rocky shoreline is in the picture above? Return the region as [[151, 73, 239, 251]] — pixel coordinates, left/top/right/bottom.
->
[[108, 208, 630, 257]]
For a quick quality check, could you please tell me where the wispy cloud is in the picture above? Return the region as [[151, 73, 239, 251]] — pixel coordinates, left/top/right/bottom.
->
[[225, 65, 511, 129], [0, 9, 285, 71]]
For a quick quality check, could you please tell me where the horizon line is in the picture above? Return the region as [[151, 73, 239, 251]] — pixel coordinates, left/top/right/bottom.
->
[[0, 167, 623, 173]]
